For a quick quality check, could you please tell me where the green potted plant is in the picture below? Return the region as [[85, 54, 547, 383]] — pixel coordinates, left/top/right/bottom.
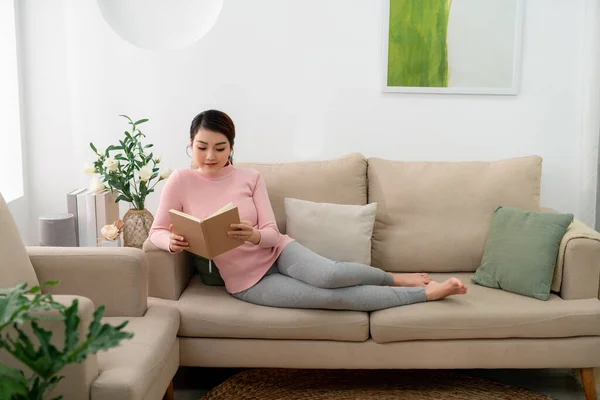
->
[[85, 115, 172, 248], [0, 281, 133, 400]]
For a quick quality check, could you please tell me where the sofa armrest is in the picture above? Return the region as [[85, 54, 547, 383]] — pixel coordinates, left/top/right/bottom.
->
[[542, 208, 600, 300], [26, 247, 147, 317], [143, 239, 194, 300], [0, 295, 99, 400], [560, 237, 600, 300]]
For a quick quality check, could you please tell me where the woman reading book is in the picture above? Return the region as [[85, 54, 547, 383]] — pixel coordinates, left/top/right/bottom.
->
[[148, 110, 467, 311]]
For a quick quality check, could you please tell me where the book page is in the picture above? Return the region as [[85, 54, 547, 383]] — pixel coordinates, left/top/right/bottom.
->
[[207, 202, 235, 219], [169, 209, 203, 223]]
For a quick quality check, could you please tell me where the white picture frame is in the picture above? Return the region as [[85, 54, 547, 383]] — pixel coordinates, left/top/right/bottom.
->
[[382, 0, 525, 95]]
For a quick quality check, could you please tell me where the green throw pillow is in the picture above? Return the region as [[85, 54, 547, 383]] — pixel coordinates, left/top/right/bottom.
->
[[472, 206, 573, 300], [190, 254, 225, 286]]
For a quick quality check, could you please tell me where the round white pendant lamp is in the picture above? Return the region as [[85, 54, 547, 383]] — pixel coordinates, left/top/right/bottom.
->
[[97, 0, 224, 51]]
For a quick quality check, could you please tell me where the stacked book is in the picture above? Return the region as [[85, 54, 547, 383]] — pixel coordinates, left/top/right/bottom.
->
[[66, 189, 120, 247]]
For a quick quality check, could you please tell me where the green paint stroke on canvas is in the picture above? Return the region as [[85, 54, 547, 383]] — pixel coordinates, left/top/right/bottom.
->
[[387, 0, 452, 87]]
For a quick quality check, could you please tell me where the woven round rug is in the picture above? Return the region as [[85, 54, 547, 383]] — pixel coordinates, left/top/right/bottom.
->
[[201, 369, 553, 400]]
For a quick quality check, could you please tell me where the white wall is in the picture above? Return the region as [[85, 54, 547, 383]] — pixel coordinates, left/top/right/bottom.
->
[[0, 0, 24, 204], [581, 0, 600, 229], [15, 0, 598, 244]]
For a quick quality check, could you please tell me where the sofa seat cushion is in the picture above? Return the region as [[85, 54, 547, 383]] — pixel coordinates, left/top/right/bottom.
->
[[177, 275, 369, 341], [370, 273, 600, 344], [91, 305, 179, 400]]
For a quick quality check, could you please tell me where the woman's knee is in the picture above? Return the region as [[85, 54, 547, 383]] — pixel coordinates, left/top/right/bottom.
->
[[314, 263, 347, 289]]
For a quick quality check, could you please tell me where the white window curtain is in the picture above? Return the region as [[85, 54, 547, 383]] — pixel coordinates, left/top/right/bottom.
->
[[0, 0, 24, 203]]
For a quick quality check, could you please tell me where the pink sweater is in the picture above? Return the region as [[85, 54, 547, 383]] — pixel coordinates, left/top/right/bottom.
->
[[149, 165, 294, 294]]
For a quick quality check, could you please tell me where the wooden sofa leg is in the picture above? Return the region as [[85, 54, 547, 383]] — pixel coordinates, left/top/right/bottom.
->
[[580, 368, 597, 400], [162, 381, 174, 400]]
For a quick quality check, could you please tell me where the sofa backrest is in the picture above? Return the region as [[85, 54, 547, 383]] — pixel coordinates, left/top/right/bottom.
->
[[239, 153, 368, 234], [368, 156, 542, 273]]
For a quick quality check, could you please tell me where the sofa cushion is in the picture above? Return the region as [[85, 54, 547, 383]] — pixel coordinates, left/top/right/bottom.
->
[[0, 192, 39, 289], [370, 273, 600, 343], [284, 197, 377, 265], [177, 275, 369, 341], [92, 305, 179, 400], [239, 153, 367, 234], [472, 207, 574, 300], [368, 156, 542, 273]]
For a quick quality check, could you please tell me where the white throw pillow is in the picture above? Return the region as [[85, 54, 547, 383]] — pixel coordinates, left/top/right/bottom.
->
[[284, 197, 377, 265]]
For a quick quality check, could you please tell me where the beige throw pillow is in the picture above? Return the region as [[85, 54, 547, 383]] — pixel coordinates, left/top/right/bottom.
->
[[284, 197, 377, 265]]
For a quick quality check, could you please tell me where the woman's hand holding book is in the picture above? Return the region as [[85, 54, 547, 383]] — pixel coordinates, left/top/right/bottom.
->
[[169, 223, 190, 253], [228, 220, 261, 245]]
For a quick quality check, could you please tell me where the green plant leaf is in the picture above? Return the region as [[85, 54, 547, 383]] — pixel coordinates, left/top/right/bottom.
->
[[144, 144, 153, 148], [63, 300, 80, 354], [29, 375, 64, 400], [119, 114, 133, 124], [30, 321, 63, 379], [0, 283, 29, 329], [0, 283, 63, 332], [0, 282, 133, 400], [65, 305, 133, 364], [14, 325, 37, 361], [134, 118, 148, 125], [0, 364, 28, 400], [89, 142, 98, 154], [115, 194, 129, 203], [105, 145, 123, 156]]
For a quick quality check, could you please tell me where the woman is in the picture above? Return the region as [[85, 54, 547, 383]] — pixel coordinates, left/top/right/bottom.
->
[[148, 110, 467, 311]]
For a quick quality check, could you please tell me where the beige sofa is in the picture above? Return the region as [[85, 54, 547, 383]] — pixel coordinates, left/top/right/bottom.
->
[[144, 153, 600, 399], [0, 193, 179, 400]]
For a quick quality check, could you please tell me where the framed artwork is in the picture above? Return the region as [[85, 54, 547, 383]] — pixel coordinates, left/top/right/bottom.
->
[[382, 0, 525, 95]]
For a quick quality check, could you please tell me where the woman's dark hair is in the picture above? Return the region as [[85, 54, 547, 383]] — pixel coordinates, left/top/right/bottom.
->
[[189, 110, 236, 163]]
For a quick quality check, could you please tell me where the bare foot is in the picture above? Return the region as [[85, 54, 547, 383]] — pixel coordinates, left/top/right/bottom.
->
[[391, 273, 432, 287], [425, 278, 468, 301]]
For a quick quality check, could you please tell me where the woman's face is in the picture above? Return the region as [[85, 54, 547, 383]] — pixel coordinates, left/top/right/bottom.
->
[[191, 128, 232, 175]]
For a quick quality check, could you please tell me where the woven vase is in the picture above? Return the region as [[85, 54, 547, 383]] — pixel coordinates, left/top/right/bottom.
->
[[122, 208, 154, 249]]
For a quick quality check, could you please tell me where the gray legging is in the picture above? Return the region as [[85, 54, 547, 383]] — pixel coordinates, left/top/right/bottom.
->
[[231, 241, 426, 311]]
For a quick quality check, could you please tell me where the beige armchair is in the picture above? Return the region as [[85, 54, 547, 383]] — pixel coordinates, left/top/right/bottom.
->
[[0, 193, 179, 400]]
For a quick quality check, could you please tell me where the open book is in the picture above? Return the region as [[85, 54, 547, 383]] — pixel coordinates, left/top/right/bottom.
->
[[169, 202, 244, 260]]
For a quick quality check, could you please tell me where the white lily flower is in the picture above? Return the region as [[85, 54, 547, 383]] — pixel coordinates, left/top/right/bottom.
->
[[159, 168, 172, 179], [89, 177, 106, 193], [137, 164, 153, 182], [103, 157, 119, 172], [83, 164, 96, 175]]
